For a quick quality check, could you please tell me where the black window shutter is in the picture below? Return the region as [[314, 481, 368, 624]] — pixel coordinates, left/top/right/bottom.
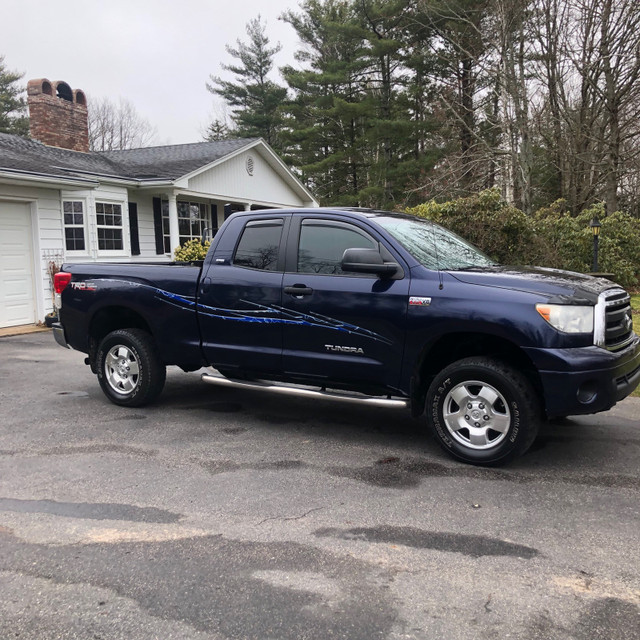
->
[[152, 197, 164, 254], [128, 202, 140, 256]]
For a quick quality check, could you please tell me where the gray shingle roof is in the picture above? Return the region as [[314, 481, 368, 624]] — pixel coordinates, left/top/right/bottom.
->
[[0, 133, 259, 181], [101, 139, 258, 179]]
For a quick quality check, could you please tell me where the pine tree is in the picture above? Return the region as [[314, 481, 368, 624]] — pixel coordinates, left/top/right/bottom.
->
[[282, 0, 377, 206], [207, 17, 287, 149], [354, 0, 433, 207], [204, 119, 232, 142], [0, 56, 29, 137], [282, 0, 438, 208]]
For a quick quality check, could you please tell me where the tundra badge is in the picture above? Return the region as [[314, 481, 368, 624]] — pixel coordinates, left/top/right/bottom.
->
[[325, 345, 365, 355]]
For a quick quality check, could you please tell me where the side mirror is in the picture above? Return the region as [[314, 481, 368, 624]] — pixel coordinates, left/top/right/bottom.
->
[[341, 248, 399, 277]]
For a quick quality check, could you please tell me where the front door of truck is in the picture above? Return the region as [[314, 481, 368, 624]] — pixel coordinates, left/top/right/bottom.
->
[[280, 216, 409, 389], [198, 215, 289, 374]]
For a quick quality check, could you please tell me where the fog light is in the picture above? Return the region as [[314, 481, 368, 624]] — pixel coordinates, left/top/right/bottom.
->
[[577, 381, 598, 404]]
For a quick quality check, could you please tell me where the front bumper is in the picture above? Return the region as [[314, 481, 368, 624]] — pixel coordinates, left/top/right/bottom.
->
[[52, 322, 70, 349], [524, 335, 640, 418]]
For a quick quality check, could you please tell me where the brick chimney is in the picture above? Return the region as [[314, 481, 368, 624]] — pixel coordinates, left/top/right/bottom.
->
[[27, 79, 89, 153]]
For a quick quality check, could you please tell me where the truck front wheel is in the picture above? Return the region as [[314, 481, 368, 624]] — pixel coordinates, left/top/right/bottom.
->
[[96, 329, 166, 407], [426, 357, 540, 465]]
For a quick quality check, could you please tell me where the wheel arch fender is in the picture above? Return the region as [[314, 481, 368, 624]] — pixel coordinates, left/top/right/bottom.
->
[[410, 332, 544, 418], [87, 306, 155, 372]]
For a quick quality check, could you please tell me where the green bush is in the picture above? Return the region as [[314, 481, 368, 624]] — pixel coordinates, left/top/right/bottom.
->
[[407, 189, 536, 265], [530, 200, 591, 273], [406, 192, 640, 288], [594, 209, 640, 287], [174, 239, 210, 262]]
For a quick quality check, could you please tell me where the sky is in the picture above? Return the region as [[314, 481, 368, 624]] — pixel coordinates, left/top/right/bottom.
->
[[1, 0, 302, 145]]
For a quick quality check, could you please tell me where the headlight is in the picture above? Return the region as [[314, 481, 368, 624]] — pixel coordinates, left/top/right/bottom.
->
[[536, 304, 594, 334]]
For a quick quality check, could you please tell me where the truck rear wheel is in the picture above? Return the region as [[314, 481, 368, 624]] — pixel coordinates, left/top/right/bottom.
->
[[96, 329, 166, 407], [426, 357, 540, 465]]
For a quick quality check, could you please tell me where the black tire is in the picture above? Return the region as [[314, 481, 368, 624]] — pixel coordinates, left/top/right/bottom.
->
[[96, 329, 166, 407], [425, 357, 540, 466]]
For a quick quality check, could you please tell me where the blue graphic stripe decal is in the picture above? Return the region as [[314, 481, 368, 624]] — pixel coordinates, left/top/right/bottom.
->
[[91, 279, 393, 345]]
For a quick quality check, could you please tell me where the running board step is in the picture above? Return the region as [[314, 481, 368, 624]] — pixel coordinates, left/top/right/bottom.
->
[[201, 372, 409, 409]]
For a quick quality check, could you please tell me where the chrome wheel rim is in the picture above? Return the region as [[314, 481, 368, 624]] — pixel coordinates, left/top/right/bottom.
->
[[442, 380, 511, 450], [104, 345, 140, 395]]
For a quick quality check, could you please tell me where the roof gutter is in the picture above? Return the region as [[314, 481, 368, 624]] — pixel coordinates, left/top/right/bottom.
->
[[0, 167, 99, 188], [51, 166, 175, 187]]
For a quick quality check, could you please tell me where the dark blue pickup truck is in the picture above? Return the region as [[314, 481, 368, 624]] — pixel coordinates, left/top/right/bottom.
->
[[53, 208, 640, 465]]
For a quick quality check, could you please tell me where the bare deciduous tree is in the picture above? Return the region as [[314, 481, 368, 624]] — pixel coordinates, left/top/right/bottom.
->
[[529, 0, 640, 214], [88, 96, 157, 151]]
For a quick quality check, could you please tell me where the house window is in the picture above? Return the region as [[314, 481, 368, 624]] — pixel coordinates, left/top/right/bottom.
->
[[96, 202, 124, 251], [162, 199, 210, 250], [63, 200, 85, 251]]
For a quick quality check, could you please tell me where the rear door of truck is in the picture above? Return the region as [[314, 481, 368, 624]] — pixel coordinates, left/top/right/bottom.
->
[[198, 213, 290, 374]]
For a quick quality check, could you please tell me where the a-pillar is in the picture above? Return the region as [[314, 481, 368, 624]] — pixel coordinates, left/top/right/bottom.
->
[[167, 193, 180, 254]]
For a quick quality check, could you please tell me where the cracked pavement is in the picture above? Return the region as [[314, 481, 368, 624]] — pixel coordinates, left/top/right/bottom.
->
[[0, 332, 639, 639]]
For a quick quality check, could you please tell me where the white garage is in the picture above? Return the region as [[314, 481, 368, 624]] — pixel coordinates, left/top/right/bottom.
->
[[0, 201, 36, 327]]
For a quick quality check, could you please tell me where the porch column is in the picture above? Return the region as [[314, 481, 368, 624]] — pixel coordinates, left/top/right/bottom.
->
[[167, 192, 180, 254], [244, 203, 251, 211]]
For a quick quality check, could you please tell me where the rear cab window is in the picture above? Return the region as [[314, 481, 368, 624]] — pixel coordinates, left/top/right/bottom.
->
[[233, 219, 284, 271]]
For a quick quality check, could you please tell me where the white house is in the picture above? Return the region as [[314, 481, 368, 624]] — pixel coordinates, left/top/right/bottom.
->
[[0, 78, 318, 329]]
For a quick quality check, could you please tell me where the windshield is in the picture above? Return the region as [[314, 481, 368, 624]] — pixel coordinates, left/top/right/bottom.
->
[[376, 216, 496, 270]]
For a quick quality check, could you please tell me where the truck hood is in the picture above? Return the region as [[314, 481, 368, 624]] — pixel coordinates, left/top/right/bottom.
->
[[447, 265, 616, 303]]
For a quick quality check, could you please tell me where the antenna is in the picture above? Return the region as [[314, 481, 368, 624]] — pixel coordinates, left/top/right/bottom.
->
[[431, 222, 444, 290]]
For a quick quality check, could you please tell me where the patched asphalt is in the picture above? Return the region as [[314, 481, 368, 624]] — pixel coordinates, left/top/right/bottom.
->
[[0, 331, 638, 639]]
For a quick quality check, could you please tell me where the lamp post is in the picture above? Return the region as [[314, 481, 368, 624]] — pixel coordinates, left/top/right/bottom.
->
[[590, 215, 601, 272]]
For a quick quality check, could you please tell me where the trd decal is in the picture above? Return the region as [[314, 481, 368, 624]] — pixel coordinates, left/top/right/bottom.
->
[[70, 281, 97, 291]]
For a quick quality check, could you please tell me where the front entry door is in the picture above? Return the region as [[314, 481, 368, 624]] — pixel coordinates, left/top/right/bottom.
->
[[280, 217, 409, 389]]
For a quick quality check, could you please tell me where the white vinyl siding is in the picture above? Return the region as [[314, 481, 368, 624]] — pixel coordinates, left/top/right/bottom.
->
[[132, 194, 158, 257], [187, 150, 306, 207]]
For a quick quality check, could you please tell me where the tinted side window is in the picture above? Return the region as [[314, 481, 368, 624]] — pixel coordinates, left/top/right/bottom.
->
[[298, 222, 377, 275], [234, 220, 283, 271]]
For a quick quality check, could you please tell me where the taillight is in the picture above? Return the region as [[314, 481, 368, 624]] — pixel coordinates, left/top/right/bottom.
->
[[54, 271, 72, 293]]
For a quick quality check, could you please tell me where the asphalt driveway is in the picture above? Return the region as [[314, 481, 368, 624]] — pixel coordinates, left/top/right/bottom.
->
[[0, 331, 638, 639]]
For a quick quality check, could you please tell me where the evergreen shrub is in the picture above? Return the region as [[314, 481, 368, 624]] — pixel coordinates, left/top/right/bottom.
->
[[406, 190, 640, 288]]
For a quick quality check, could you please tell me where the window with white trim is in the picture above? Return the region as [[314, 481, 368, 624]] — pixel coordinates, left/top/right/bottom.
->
[[63, 200, 86, 251], [161, 199, 210, 249], [96, 202, 124, 251]]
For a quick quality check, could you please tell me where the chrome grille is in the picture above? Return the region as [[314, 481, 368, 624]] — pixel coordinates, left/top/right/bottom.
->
[[598, 289, 634, 351]]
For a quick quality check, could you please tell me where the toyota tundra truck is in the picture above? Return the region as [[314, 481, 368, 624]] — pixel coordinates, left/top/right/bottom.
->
[[52, 208, 640, 465]]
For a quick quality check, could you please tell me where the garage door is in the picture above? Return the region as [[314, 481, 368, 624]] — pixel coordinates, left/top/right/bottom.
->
[[0, 202, 36, 327]]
